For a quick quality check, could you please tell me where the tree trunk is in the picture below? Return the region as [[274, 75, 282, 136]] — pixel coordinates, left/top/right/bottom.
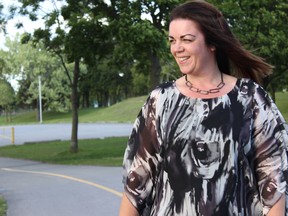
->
[[5, 108, 8, 123], [84, 91, 90, 108], [81, 90, 90, 108], [149, 51, 161, 91], [70, 59, 80, 153]]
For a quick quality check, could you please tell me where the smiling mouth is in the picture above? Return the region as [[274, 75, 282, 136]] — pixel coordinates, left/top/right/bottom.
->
[[177, 56, 190, 63]]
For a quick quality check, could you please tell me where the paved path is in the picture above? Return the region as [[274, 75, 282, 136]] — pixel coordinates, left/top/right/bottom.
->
[[0, 157, 124, 216], [0, 123, 133, 146], [0, 123, 133, 215]]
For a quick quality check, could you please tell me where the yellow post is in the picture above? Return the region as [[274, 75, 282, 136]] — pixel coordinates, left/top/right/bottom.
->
[[11, 127, 15, 145]]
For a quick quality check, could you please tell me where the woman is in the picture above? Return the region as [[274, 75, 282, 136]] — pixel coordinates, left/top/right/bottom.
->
[[119, 0, 288, 215]]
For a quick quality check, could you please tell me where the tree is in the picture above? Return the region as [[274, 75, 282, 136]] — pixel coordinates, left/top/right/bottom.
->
[[0, 79, 15, 122], [0, 2, 6, 34], [0, 2, 7, 75], [211, 0, 288, 100], [16, 0, 114, 153], [0, 36, 71, 113], [109, 0, 183, 91]]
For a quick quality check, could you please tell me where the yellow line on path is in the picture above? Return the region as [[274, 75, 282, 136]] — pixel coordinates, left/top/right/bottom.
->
[[1, 168, 123, 197]]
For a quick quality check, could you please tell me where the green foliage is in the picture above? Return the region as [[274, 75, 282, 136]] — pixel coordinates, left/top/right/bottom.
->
[[132, 70, 150, 96], [3, 0, 287, 114], [111, 0, 183, 89], [0, 2, 6, 34], [211, 0, 288, 91], [0, 37, 71, 112], [0, 58, 6, 77], [0, 79, 15, 122], [0, 79, 15, 106]]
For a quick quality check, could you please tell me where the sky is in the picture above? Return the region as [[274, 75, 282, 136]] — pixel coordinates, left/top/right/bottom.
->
[[0, 0, 52, 90], [0, 0, 111, 89], [0, 0, 113, 50], [0, 0, 55, 50]]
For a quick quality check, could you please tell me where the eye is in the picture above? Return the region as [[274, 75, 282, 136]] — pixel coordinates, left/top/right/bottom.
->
[[168, 38, 175, 44], [182, 39, 193, 43], [182, 36, 195, 43]]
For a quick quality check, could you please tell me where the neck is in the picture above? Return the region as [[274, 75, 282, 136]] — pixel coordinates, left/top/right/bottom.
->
[[186, 69, 222, 85]]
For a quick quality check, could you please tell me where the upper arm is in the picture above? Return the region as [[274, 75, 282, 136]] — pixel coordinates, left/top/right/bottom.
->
[[252, 87, 288, 215], [122, 90, 163, 213]]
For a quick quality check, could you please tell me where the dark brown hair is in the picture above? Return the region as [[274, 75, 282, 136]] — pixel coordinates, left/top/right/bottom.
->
[[170, 0, 273, 84]]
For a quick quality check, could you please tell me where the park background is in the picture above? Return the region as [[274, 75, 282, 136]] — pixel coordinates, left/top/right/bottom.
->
[[0, 1, 287, 214], [0, 0, 287, 152]]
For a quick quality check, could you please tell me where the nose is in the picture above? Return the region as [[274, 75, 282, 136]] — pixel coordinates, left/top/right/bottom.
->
[[171, 42, 184, 53]]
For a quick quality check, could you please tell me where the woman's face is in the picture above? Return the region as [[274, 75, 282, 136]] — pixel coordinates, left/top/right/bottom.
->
[[169, 19, 215, 75]]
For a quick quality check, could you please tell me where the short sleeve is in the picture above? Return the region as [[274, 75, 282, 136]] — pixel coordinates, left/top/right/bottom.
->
[[122, 89, 162, 214], [252, 85, 288, 215]]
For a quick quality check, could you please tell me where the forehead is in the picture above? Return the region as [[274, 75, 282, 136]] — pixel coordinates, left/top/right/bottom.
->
[[169, 19, 201, 35]]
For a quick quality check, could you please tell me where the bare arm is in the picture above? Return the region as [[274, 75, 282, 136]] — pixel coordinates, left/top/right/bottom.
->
[[266, 193, 285, 216], [119, 193, 140, 216]]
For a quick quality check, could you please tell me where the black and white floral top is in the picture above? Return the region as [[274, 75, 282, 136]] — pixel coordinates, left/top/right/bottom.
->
[[122, 78, 288, 216]]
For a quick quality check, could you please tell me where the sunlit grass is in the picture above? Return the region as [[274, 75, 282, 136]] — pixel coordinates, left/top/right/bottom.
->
[[275, 91, 288, 121], [0, 137, 128, 166], [0, 96, 147, 125], [0, 195, 7, 216]]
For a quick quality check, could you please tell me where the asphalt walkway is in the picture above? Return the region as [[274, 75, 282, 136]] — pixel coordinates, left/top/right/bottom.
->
[[0, 123, 131, 215], [0, 157, 124, 216], [0, 123, 133, 146]]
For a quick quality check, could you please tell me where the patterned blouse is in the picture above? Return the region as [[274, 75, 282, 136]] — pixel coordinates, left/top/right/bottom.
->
[[122, 78, 288, 216]]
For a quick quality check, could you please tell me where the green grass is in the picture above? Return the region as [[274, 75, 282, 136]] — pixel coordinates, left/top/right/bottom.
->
[[0, 96, 147, 167], [0, 195, 7, 216], [275, 92, 288, 121], [0, 137, 128, 166], [0, 96, 147, 125], [79, 96, 146, 123]]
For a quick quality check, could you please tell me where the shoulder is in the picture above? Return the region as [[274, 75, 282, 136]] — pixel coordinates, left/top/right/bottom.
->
[[155, 81, 175, 92], [142, 81, 175, 103], [237, 78, 269, 99], [238, 79, 284, 123], [150, 81, 175, 98], [143, 81, 176, 112]]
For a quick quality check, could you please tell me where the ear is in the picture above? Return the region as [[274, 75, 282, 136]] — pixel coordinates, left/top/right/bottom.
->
[[210, 46, 216, 52]]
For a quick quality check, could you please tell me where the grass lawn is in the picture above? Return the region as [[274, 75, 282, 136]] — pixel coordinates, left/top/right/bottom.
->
[[0, 196, 7, 216], [0, 95, 147, 125], [0, 137, 128, 166], [275, 92, 288, 121]]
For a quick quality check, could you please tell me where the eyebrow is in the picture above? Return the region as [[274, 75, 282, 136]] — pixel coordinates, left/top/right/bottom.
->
[[168, 34, 196, 39], [180, 34, 196, 39]]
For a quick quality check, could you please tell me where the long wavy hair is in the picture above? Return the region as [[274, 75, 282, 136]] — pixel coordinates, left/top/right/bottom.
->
[[170, 0, 273, 84]]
